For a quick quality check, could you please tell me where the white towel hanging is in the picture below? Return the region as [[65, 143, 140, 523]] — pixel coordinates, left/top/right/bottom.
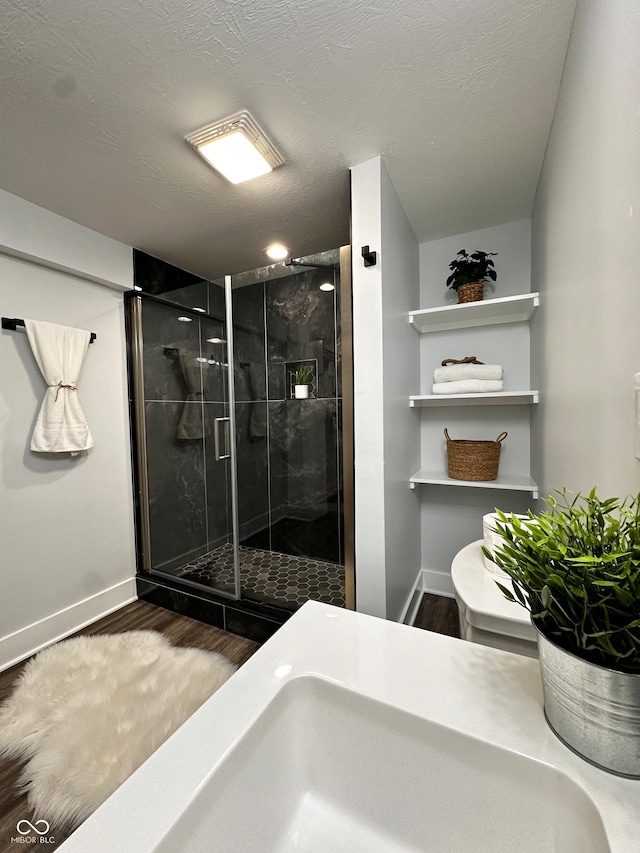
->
[[24, 319, 93, 453]]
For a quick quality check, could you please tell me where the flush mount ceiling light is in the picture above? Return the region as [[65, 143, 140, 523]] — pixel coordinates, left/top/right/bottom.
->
[[177, 316, 193, 323], [185, 111, 284, 185], [319, 283, 335, 292], [206, 337, 226, 344], [265, 243, 289, 260]]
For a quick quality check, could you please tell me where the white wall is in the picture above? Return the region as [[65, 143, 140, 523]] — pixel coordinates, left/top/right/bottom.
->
[[0, 188, 132, 291], [531, 0, 640, 499], [351, 156, 421, 620], [0, 192, 136, 669], [380, 164, 421, 621], [418, 221, 534, 594], [419, 220, 532, 308], [351, 158, 387, 618]]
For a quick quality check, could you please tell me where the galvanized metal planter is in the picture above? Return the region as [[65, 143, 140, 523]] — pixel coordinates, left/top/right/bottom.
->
[[536, 627, 640, 778]]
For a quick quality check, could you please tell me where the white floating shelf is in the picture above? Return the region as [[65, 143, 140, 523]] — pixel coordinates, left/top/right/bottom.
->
[[409, 391, 539, 408], [409, 293, 539, 334], [409, 469, 539, 499]]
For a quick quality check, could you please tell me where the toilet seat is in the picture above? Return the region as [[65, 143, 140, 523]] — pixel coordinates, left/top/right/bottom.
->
[[451, 540, 538, 658]]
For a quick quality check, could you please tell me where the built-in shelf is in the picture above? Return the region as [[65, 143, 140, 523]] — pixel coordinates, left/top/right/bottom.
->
[[409, 469, 539, 500], [409, 391, 539, 408], [409, 293, 539, 334]]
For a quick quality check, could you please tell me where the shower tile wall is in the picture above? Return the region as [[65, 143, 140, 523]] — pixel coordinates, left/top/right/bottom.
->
[[233, 264, 342, 565], [233, 283, 270, 541], [140, 297, 231, 573]]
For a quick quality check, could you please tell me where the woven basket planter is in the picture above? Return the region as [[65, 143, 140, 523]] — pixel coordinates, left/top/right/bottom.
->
[[457, 281, 484, 303], [444, 428, 507, 481]]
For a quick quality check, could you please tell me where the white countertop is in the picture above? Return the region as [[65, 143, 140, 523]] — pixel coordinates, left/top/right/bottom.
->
[[59, 601, 638, 852]]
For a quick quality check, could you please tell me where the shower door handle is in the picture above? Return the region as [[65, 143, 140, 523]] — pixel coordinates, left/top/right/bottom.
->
[[214, 417, 231, 461]]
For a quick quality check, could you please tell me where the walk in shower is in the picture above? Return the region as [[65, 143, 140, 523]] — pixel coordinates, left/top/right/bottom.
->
[[128, 247, 354, 634]]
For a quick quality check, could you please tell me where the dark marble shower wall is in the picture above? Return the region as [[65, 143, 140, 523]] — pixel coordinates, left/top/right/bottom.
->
[[232, 284, 270, 541], [233, 262, 343, 564], [138, 296, 232, 574], [133, 248, 223, 316]]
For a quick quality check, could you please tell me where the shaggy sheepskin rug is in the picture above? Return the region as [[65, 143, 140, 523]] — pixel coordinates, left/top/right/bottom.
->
[[0, 630, 236, 829]]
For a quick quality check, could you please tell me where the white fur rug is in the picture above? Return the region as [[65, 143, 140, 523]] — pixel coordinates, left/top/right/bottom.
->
[[0, 630, 236, 829]]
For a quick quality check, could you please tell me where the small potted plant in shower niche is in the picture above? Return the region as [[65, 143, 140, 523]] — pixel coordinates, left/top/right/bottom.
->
[[294, 364, 313, 399], [446, 249, 497, 304]]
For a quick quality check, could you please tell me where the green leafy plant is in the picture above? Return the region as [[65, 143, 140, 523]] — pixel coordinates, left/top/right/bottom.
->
[[483, 488, 640, 672], [446, 249, 498, 291], [294, 364, 313, 385]]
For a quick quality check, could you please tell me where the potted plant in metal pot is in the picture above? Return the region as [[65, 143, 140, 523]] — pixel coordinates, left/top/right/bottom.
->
[[483, 487, 640, 777], [446, 250, 497, 304]]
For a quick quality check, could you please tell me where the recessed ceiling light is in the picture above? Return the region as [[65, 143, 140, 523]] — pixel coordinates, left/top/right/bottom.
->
[[133, 285, 143, 292], [185, 111, 284, 185], [177, 316, 193, 323], [265, 244, 289, 260], [206, 337, 226, 344], [196, 357, 208, 363], [192, 307, 206, 313], [319, 283, 335, 292]]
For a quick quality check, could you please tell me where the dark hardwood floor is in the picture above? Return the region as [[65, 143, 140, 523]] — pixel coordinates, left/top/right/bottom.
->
[[413, 592, 460, 638], [0, 593, 458, 851], [0, 601, 260, 853]]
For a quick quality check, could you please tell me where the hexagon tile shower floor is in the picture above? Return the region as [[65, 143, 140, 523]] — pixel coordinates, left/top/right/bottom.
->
[[179, 544, 345, 611]]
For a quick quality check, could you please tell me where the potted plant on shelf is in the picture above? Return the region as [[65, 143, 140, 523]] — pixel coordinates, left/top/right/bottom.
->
[[446, 250, 497, 304], [483, 487, 640, 777], [293, 364, 313, 399]]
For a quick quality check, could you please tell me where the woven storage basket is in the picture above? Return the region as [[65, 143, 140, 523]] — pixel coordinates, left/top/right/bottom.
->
[[457, 281, 484, 303], [444, 428, 507, 481]]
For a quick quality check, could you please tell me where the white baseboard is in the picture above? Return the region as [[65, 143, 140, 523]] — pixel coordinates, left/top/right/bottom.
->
[[399, 568, 426, 625], [0, 578, 137, 672], [399, 569, 457, 626], [422, 569, 455, 599]]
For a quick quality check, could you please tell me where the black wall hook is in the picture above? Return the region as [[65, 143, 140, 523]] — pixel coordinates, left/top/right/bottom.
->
[[361, 246, 377, 267]]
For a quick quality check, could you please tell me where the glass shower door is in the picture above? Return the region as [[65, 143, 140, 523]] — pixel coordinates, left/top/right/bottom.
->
[[129, 288, 240, 598], [229, 248, 353, 611]]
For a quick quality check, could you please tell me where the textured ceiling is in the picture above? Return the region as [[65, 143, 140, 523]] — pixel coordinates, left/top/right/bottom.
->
[[0, 0, 576, 279]]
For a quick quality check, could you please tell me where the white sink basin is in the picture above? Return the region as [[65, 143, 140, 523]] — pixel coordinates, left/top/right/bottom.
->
[[154, 675, 610, 853]]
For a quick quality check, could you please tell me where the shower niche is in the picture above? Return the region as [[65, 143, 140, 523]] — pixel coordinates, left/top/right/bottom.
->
[[128, 248, 354, 641], [286, 359, 317, 400]]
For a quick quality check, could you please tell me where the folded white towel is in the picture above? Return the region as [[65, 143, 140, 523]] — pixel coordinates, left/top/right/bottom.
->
[[433, 363, 503, 383], [432, 379, 504, 395]]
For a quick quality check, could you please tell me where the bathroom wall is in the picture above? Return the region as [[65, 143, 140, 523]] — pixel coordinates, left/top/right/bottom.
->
[[531, 0, 640, 498], [380, 165, 422, 621], [351, 156, 421, 620], [233, 262, 342, 564], [418, 220, 534, 595], [0, 190, 136, 670]]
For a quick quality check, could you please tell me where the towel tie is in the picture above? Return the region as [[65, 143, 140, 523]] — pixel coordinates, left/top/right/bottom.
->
[[441, 356, 485, 366], [50, 381, 78, 402]]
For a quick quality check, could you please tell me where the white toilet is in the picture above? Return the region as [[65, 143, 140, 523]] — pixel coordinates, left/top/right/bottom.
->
[[451, 540, 538, 658]]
